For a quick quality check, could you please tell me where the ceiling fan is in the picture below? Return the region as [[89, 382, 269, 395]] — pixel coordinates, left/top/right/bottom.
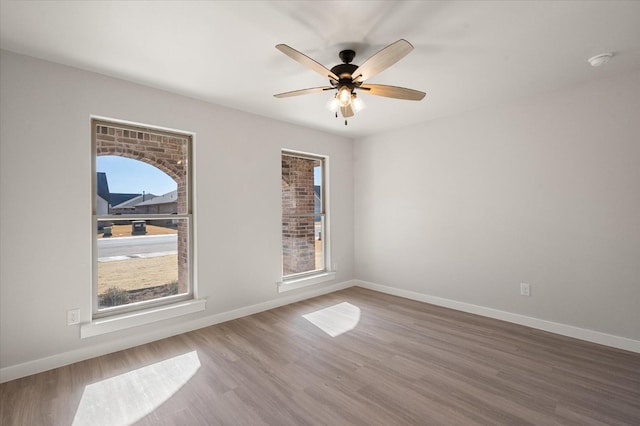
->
[[274, 39, 426, 125]]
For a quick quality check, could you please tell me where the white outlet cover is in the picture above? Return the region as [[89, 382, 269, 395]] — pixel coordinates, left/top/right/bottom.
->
[[67, 309, 80, 325]]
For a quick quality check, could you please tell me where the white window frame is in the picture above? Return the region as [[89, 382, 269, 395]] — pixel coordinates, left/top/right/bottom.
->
[[279, 149, 334, 293], [89, 118, 200, 327]]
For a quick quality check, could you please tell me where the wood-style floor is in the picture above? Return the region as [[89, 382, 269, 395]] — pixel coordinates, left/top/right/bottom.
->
[[1, 287, 639, 425]]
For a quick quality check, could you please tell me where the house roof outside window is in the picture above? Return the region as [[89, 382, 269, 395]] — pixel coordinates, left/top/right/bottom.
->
[[135, 190, 177, 206]]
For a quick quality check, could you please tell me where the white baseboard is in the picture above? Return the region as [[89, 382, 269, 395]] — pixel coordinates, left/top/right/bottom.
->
[[355, 280, 640, 354], [0, 279, 356, 383]]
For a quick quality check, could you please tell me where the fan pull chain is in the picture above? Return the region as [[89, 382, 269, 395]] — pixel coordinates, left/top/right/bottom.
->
[[333, 111, 347, 125]]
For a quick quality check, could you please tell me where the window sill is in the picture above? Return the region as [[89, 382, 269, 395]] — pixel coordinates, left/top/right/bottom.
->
[[81, 299, 206, 339], [277, 271, 336, 293]]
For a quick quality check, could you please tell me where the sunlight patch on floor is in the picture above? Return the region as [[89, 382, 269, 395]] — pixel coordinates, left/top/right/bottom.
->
[[302, 302, 361, 337], [72, 351, 200, 426]]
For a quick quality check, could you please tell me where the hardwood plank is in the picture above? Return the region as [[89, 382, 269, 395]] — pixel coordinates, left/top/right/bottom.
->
[[1, 287, 639, 425]]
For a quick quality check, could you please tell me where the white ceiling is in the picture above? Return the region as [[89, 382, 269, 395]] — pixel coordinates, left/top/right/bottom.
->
[[1, 1, 639, 138]]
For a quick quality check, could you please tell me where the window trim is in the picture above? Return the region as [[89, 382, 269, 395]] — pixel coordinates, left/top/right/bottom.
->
[[280, 149, 333, 291], [277, 272, 337, 293], [91, 117, 195, 320], [81, 298, 206, 339]]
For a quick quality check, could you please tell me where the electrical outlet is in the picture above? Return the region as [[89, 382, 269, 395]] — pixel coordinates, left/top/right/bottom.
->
[[520, 283, 531, 297], [67, 309, 80, 325], [333, 262, 338, 272]]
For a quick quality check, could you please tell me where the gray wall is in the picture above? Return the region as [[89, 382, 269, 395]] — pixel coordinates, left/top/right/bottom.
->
[[354, 69, 640, 340], [2, 47, 638, 379], [0, 50, 354, 374]]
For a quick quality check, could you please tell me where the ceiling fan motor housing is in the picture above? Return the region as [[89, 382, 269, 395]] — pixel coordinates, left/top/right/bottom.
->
[[331, 49, 360, 84], [331, 63, 358, 79]]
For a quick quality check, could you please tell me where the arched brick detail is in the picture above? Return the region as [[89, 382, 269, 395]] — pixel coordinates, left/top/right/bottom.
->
[[96, 124, 190, 293]]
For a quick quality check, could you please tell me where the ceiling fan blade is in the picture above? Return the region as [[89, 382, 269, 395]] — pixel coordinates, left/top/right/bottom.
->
[[274, 87, 334, 98], [276, 44, 339, 82], [340, 104, 355, 118], [352, 39, 414, 83], [359, 84, 426, 101]]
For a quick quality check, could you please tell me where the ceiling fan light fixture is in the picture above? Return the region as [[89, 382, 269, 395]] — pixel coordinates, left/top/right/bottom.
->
[[327, 97, 340, 112], [337, 86, 352, 107], [351, 94, 365, 113]]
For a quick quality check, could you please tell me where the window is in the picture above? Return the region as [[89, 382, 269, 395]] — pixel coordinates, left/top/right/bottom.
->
[[281, 151, 330, 285], [92, 119, 193, 318]]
